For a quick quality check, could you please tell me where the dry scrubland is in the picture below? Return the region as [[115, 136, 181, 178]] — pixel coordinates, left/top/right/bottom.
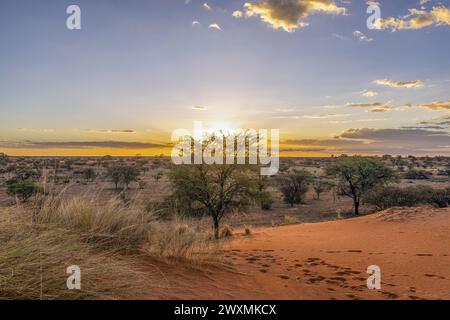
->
[[0, 153, 449, 299]]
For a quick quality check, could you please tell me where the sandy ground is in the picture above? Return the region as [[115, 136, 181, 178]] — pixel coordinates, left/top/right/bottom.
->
[[148, 206, 450, 300]]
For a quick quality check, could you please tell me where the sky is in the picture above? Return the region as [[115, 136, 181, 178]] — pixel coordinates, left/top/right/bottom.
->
[[0, 0, 449, 156]]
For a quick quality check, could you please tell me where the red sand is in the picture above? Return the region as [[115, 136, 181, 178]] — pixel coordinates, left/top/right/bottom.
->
[[148, 206, 450, 300]]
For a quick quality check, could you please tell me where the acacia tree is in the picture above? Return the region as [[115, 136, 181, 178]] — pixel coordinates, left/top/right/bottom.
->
[[277, 170, 313, 207], [169, 163, 257, 239], [312, 179, 331, 200], [107, 165, 141, 190], [326, 157, 398, 215]]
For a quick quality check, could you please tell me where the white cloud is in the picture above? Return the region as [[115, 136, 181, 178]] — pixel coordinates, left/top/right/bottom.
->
[[353, 30, 374, 42], [232, 10, 243, 18], [373, 78, 423, 88], [208, 23, 222, 30], [243, 0, 347, 32]]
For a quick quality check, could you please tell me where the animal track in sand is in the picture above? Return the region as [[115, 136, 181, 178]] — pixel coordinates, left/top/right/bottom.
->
[[416, 253, 433, 256]]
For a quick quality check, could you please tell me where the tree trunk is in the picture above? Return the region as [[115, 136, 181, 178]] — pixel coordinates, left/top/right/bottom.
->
[[213, 218, 220, 240], [354, 199, 360, 215]]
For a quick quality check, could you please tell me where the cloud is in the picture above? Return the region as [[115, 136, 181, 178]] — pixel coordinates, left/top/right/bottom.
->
[[353, 30, 374, 42], [346, 102, 396, 113], [374, 6, 450, 31], [0, 141, 170, 150], [192, 105, 207, 110], [373, 78, 423, 88], [360, 90, 378, 97], [192, 20, 201, 26], [419, 100, 450, 110], [243, 0, 346, 32], [203, 2, 211, 10], [208, 23, 222, 30], [346, 99, 450, 112], [17, 128, 55, 133], [85, 129, 137, 134], [232, 10, 243, 18], [283, 128, 450, 154]]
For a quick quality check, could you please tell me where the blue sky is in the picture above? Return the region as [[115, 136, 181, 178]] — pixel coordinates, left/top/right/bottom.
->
[[0, 0, 449, 156]]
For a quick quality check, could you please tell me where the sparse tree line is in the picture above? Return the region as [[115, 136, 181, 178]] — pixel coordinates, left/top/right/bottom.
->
[[1, 152, 449, 239]]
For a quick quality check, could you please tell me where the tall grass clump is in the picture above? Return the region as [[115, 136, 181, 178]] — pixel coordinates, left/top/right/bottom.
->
[[0, 211, 156, 300], [147, 221, 220, 264], [35, 192, 154, 250]]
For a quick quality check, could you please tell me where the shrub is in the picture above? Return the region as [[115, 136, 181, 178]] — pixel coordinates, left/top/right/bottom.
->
[[6, 180, 42, 202], [283, 215, 298, 225], [83, 168, 96, 182], [220, 224, 233, 238], [430, 189, 450, 208], [244, 226, 252, 236], [257, 191, 273, 210], [366, 185, 435, 210], [404, 170, 431, 180], [147, 222, 219, 263]]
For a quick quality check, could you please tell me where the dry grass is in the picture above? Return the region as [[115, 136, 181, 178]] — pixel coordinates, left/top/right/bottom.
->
[[283, 215, 299, 225], [35, 192, 154, 251], [147, 221, 221, 264], [0, 189, 220, 299], [0, 211, 155, 300]]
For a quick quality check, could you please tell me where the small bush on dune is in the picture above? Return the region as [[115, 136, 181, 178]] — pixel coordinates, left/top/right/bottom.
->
[[220, 224, 233, 238], [283, 215, 299, 225], [148, 222, 219, 263], [244, 226, 252, 236]]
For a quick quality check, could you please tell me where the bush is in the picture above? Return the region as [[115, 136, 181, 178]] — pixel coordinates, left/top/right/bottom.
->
[[366, 185, 435, 210], [6, 180, 42, 202], [283, 215, 299, 225], [220, 224, 233, 238], [430, 188, 450, 208], [148, 222, 219, 263], [257, 191, 273, 210], [404, 170, 431, 180]]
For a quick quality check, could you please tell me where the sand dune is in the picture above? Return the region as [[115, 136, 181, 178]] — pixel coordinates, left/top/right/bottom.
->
[[148, 206, 450, 300]]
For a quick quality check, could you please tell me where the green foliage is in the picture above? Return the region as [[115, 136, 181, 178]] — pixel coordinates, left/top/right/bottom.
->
[[277, 170, 313, 207], [6, 180, 42, 202], [430, 188, 450, 208], [404, 170, 431, 180], [83, 168, 96, 182], [168, 164, 257, 239], [257, 191, 273, 210], [312, 179, 332, 200], [326, 157, 398, 215], [107, 165, 141, 190], [366, 185, 435, 210]]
